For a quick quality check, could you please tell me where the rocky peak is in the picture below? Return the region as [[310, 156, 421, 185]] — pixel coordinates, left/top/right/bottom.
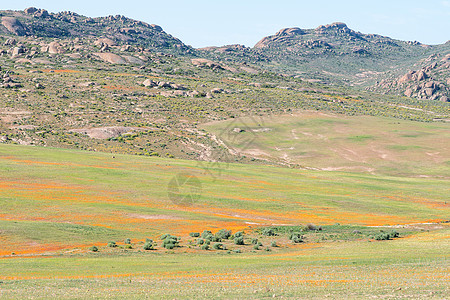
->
[[275, 27, 304, 36]]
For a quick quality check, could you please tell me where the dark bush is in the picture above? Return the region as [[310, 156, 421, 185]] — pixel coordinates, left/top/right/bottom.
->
[[189, 232, 200, 237], [290, 232, 304, 243], [89, 246, 98, 252], [261, 227, 276, 236], [201, 230, 213, 239], [107, 241, 117, 248], [213, 243, 224, 250], [162, 235, 179, 249], [375, 230, 399, 240], [251, 238, 258, 245], [215, 229, 232, 240], [234, 236, 244, 245], [124, 238, 131, 244], [143, 242, 154, 250], [201, 244, 209, 250], [234, 231, 244, 238]]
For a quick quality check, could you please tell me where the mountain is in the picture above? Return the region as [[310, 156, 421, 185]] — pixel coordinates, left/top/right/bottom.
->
[[0, 7, 193, 54], [200, 23, 450, 100]]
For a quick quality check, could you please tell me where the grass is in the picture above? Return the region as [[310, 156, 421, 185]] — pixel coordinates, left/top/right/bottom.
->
[[0, 227, 448, 298], [202, 112, 450, 177], [0, 143, 448, 298]]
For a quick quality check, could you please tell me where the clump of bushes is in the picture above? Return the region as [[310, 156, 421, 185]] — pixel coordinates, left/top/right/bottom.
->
[[189, 232, 200, 237], [201, 244, 209, 250], [107, 241, 117, 248], [290, 232, 304, 243], [160, 234, 180, 249], [213, 243, 224, 250], [233, 231, 244, 238], [124, 238, 131, 244], [234, 236, 244, 245], [271, 241, 278, 247], [261, 227, 276, 236], [215, 229, 232, 240], [143, 242, 154, 250], [201, 230, 213, 239], [89, 246, 98, 252], [374, 230, 399, 241]]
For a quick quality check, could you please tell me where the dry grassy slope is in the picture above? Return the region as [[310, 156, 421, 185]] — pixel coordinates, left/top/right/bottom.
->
[[202, 111, 450, 177]]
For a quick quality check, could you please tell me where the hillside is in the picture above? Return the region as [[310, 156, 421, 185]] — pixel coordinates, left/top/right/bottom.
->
[[0, 8, 448, 170], [201, 23, 450, 101], [0, 7, 193, 53]]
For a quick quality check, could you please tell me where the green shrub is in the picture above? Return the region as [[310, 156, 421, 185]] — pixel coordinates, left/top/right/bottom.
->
[[145, 238, 153, 243], [160, 234, 176, 240], [265, 247, 271, 252], [251, 238, 259, 245], [271, 241, 278, 247], [162, 235, 179, 249], [290, 232, 304, 243], [375, 230, 399, 240], [124, 238, 131, 244], [234, 231, 244, 238], [261, 227, 276, 236], [107, 241, 117, 248], [215, 229, 232, 240], [124, 244, 132, 249], [253, 245, 260, 250], [164, 243, 175, 250], [189, 232, 200, 237], [212, 236, 222, 242], [143, 242, 154, 250], [197, 239, 204, 245], [201, 230, 213, 239], [89, 246, 98, 252], [201, 244, 209, 250], [234, 236, 244, 245], [213, 243, 224, 250], [234, 249, 241, 253]]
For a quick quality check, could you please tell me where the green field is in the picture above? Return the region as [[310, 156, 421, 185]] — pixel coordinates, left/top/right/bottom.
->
[[202, 111, 450, 177], [0, 142, 448, 298]]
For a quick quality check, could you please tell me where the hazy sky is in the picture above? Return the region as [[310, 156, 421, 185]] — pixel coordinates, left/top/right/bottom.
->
[[3, 1, 450, 47]]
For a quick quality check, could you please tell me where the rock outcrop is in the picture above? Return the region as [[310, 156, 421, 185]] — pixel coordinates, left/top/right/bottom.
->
[[1, 17, 28, 36]]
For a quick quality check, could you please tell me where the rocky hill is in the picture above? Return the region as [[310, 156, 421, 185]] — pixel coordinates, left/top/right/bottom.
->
[[0, 7, 193, 53], [201, 23, 450, 101], [368, 51, 450, 102], [0, 7, 448, 104]]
